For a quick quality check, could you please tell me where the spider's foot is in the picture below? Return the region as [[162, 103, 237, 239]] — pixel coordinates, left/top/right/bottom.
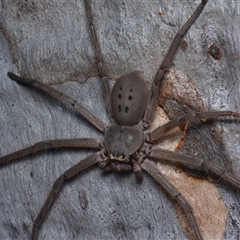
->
[[7, 72, 31, 85], [8, 72, 22, 81]]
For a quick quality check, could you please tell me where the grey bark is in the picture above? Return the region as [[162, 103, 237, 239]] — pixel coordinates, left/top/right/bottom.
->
[[0, 1, 240, 239]]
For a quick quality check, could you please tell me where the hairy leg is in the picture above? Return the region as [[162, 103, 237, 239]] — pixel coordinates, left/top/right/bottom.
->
[[149, 111, 240, 142], [144, 0, 208, 125], [141, 159, 203, 240], [150, 146, 240, 188], [31, 152, 101, 240], [84, 0, 113, 120], [0, 138, 100, 165], [8, 72, 107, 132]]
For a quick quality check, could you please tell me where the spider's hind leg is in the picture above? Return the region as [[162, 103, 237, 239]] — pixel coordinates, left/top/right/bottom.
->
[[149, 111, 240, 142], [84, 0, 113, 121], [7, 72, 107, 132], [144, 0, 208, 125]]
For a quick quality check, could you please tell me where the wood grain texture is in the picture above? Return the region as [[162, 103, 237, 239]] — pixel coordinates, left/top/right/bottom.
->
[[1, 1, 240, 239]]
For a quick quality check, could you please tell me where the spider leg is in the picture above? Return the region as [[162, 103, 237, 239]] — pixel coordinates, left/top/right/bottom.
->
[[84, 0, 113, 121], [144, 0, 208, 125], [141, 159, 203, 240], [7, 72, 107, 132], [149, 111, 240, 142], [31, 151, 101, 240], [0, 138, 100, 165], [150, 146, 240, 188]]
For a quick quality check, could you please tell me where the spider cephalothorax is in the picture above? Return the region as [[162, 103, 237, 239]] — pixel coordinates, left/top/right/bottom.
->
[[1, 1, 240, 240]]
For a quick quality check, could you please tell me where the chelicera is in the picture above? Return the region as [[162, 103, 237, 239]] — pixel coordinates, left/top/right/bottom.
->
[[1, 0, 240, 239]]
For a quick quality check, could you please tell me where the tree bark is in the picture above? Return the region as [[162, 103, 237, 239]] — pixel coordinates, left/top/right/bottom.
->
[[0, 1, 240, 239]]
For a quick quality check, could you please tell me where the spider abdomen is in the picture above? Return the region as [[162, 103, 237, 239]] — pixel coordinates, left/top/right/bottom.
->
[[111, 71, 150, 126]]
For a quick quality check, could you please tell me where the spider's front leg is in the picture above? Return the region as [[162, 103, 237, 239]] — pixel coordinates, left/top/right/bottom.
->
[[149, 146, 240, 188], [31, 152, 102, 240], [147, 110, 240, 187], [141, 159, 203, 240], [0, 138, 100, 165]]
